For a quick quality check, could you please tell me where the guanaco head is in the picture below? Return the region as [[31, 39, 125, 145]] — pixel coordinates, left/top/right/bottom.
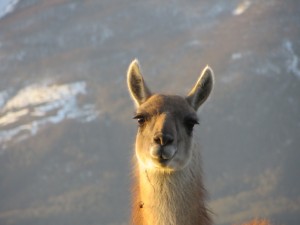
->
[[127, 59, 213, 171]]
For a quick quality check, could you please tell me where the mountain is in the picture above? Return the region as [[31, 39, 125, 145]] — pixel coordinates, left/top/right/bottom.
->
[[0, 0, 299, 225]]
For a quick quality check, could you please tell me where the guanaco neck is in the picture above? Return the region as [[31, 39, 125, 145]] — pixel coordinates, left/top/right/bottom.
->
[[131, 150, 212, 225]]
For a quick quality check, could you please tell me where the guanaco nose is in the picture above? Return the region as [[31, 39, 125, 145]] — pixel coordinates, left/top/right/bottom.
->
[[153, 133, 174, 146]]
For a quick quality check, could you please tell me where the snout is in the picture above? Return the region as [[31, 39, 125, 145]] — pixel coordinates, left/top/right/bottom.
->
[[150, 145, 176, 161], [150, 133, 177, 162]]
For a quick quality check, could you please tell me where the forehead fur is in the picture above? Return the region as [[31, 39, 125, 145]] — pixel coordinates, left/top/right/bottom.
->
[[137, 94, 196, 118]]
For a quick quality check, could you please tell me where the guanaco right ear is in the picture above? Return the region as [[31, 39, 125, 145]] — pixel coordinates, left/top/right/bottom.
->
[[127, 59, 152, 107], [186, 66, 214, 111]]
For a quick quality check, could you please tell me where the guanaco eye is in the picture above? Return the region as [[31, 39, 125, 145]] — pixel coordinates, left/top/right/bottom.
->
[[184, 117, 199, 134], [133, 114, 146, 126]]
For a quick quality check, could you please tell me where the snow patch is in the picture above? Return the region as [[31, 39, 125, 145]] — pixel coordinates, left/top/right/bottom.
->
[[233, 0, 251, 16], [0, 81, 99, 149], [0, 0, 19, 19], [283, 40, 300, 79], [231, 52, 243, 60], [255, 61, 281, 76], [231, 51, 252, 61], [185, 40, 202, 47]]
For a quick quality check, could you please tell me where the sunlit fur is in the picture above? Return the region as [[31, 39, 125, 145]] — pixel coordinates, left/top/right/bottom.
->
[[132, 139, 212, 225], [127, 59, 214, 225], [236, 219, 272, 225]]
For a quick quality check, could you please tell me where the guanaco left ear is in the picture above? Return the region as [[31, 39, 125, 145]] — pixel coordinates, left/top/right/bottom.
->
[[127, 59, 152, 107], [186, 66, 214, 111]]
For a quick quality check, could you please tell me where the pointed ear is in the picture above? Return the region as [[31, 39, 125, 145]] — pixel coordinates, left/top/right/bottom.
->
[[127, 59, 151, 107], [186, 66, 214, 111]]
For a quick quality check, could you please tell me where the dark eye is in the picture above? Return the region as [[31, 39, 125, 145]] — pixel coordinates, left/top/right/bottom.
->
[[133, 115, 146, 126], [184, 118, 199, 134]]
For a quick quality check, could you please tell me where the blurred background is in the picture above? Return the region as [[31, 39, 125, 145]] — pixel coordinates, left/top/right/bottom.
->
[[0, 0, 299, 225]]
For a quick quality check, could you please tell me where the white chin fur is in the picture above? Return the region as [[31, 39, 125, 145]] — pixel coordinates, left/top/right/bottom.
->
[[136, 145, 192, 171]]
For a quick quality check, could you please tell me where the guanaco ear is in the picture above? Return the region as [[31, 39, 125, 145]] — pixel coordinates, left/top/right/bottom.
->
[[127, 59, 152, 107], [186, 66, 214, 111]]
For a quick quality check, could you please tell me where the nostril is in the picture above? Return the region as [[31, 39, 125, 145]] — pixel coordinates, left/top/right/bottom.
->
[[164, 134, 174, 145], [153, 133, 174, 146], [154, 136, 161, 145]]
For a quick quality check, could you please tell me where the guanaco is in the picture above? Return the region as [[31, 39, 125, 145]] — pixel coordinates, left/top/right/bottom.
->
[[127, 59, 213, 225]]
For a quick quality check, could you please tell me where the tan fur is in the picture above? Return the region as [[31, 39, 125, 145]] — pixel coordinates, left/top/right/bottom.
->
[[236, 219, 271, 225], [127, 59, 214, 225]]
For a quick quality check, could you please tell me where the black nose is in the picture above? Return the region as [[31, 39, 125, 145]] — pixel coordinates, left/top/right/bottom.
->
[[153, 133, 174, 146]]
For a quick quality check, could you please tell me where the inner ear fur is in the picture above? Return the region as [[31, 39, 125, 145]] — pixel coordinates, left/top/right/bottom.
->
[[186, 66, 214, 111], [127, 59, 152, 107]]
